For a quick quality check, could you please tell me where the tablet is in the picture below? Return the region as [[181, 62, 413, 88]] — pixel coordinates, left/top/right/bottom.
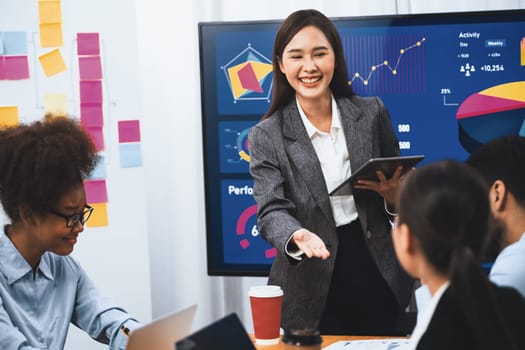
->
[[329, 155, 424, 196], [175, 313, 256, 350]]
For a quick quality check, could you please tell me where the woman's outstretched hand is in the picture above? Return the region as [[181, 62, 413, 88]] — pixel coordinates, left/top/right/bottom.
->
[[292, 229, 330, 259]]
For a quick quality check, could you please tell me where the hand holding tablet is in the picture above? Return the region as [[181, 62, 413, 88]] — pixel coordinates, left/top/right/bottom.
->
[[329, 155, 424, 196]]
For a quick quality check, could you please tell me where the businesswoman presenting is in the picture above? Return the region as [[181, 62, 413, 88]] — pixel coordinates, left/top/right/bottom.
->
[[249, 9, 413, 335]]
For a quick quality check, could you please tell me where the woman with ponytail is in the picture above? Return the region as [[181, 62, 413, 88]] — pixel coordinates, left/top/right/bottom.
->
[[392, 160, 525, 350]]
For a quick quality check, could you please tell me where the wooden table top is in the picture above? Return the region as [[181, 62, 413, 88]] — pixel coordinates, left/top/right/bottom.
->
[[253, 335, 406, 349]]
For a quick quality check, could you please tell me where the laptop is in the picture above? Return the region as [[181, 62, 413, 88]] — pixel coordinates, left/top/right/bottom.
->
[[127, 304, 197, 350], [175, 313, 256, 350]]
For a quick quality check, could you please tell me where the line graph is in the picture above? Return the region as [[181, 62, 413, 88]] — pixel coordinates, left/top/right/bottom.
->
[[343, 35, 426, 95], [350, 37, 425, 85]]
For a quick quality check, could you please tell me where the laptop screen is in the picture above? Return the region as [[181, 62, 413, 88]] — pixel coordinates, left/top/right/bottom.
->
[[127, 304, 197, 350]]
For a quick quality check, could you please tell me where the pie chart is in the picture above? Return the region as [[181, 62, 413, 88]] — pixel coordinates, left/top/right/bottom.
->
[[456, 81, 525, 153]]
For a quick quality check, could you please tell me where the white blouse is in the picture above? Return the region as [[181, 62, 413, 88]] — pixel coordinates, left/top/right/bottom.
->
[[296, 95, 358, 227]]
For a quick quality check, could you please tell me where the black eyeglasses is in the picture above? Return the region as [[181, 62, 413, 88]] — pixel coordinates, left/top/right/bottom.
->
[[48, 205, 94, 228]]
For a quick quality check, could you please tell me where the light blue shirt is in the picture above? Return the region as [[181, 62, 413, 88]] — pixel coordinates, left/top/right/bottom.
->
[[0, 230, 139, 350], [415, 232, 525, 322], [489, 232, 525, 298]]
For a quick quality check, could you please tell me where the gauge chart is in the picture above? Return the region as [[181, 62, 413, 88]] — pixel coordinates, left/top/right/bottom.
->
[[218, 121, 256, 173], [221, 180, 276, 264]]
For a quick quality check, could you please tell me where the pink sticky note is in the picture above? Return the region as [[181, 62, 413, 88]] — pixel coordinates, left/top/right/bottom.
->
[[80, 81, 102, 104], [80, 103, 103, 127], [4, 56, 29, 80], [79, 56, 102, 80], [77, 33, 100, 56], [118, 120, 141, 143], [84, 179, 108, 204], [0, 57, 5, 79], [84, 126, 104, 151]]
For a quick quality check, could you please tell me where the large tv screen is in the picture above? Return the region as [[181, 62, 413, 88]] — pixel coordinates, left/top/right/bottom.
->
[[199, 9, 525, 276]]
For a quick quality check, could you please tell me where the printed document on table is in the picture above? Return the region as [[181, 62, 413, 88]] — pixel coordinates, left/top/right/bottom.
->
[[323, 339, 410, 350]]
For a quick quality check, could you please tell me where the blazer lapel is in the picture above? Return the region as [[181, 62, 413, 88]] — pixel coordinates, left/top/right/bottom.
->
[[282, 102, 335, 227], [337, 97, 372, 172], [337, 97, 372, 229]]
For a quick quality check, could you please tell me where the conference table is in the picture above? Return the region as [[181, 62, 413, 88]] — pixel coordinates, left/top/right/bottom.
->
[[253, 335, 407, 349]]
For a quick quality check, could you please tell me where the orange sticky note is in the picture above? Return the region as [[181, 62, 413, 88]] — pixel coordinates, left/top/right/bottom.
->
[[0, 106, 19, 128], [38, 1, 62, 24], [86, 203, 109, 227], [39, 23, 63, 47], [38, 48, 66, 77]]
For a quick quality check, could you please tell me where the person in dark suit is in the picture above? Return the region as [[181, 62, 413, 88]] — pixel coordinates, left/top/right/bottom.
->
[[392, 161, 525, 350], [248, 9, 413, 335]]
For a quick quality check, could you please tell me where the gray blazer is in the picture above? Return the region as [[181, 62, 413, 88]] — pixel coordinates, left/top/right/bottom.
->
[[249, 95, 413, 330]]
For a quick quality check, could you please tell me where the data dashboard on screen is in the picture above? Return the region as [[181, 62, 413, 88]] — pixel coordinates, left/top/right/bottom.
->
[[199, 9, 525, 276]]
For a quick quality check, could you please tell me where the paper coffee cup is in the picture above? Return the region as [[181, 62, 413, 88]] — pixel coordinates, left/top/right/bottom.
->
[[249, 285, 283, 345]]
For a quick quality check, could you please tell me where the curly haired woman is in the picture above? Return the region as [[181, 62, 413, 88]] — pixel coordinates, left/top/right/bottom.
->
[[0, 115, 139, 350]]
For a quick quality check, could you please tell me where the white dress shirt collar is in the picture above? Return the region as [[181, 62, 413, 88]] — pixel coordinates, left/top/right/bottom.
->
[[296, 94, 341, 139]]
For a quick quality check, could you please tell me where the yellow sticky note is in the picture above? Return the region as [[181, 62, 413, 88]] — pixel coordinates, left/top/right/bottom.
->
[[0, 106, 19, 128], [38, 48, 67, 77], [39, 23, 63, 47], [38, 1, 62, 24], [44, 93, 68, 115], [86, 203, 109, 227]]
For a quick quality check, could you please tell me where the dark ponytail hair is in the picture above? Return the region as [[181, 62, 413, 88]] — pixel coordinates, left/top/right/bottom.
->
[[448, 247, 516, 350], [397, 161, 518, 350]]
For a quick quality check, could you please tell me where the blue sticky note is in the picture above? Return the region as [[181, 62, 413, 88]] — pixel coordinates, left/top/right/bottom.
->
[[89, 154, 107, 179], [519, 118, 525, 137], [3, 32, 27, 55], [119, 143, 142, 168]]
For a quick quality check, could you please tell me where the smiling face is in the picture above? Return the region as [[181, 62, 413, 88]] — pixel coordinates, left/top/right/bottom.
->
[[278, 25, 335, 106], [31, 185, 88, 257]]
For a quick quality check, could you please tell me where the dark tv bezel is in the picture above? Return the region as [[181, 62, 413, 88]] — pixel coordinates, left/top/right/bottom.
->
[[199, 8, 525, 276]]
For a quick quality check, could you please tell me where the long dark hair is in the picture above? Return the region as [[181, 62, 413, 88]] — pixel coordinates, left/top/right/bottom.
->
[[397, 161, 517, 350], [262, 9, 354, 120]]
